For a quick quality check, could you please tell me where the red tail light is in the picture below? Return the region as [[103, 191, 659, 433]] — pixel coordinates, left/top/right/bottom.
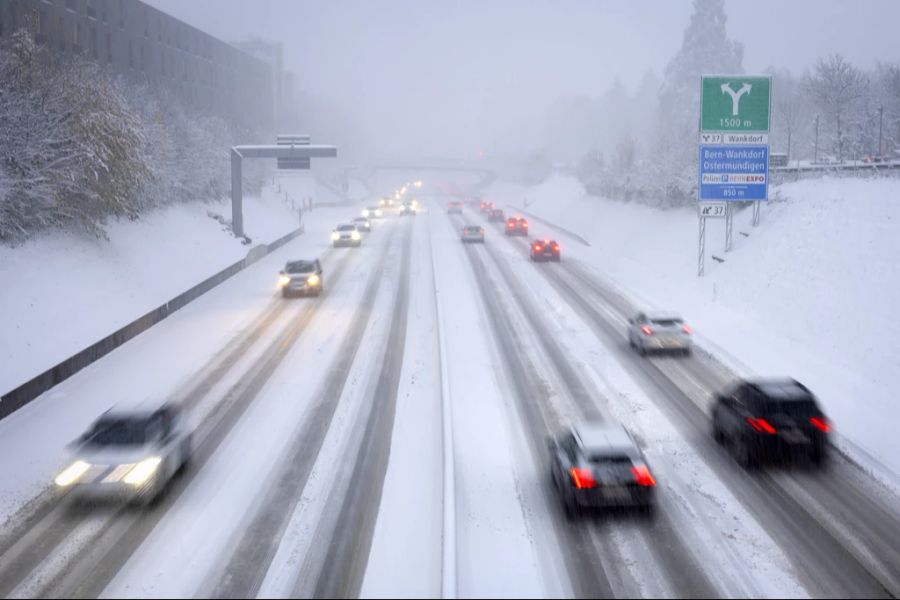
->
[[682, 324, 693, 334], [810, 417, 831, 432], [534, 245, 543, 252], [631, 465, 657, 487], [508, 222, 515, 228], [641, 325, 653, 336], [570, 467, 597, 489], [553, 244, 560, 252], [747, 417, 777, 434]]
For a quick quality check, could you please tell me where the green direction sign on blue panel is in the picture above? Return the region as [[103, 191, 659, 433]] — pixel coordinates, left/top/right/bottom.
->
[[701, 76, 771, 133]]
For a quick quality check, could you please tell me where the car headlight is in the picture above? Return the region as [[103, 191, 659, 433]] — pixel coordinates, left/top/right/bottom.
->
[[375, 209, 383, 217], [124, 456, 162, 486], [55, 460, 90, 487], [307, 273, 320, 286], [362, 209, 370, 218], [278, 274, 291, 287], [331, 232, 340, 241], [351, 231, 361, 241]]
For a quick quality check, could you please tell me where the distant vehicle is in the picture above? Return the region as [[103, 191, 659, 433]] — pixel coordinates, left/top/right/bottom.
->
[[548, 422, 656, 519], [488, 208, 505, 222], [447, 201, 463, 214], [628, 312, 692, 356], [480, 200, 495, 213], [531, 239, 561, 262], [352, 217, 372, 232], [332, 224, 362, 247], [379, 196, 394, 208], [278, 259, 323, 297], [399, 201, 417, 216], [55, 401, 192, 505], [461, 225, 485, 243], [712, 378, 831, 468], [505, 217, 528, 236], [363, 206, 383, 219]]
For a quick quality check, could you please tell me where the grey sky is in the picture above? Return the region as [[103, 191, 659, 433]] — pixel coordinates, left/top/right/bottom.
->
[[145, 0, 900, 158]]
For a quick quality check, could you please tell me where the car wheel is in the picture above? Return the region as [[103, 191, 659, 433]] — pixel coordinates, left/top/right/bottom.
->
[[637, 344, 647, 357], [712, 419, 725, 444], [682, 348, 693, 357], [554, 256, 561, 263], [810, 444, 828, 467], [563, 493, 579, 521], [733, 436, 756, 469], [637, 503, 656, 519], [281, 290, 291, 298]]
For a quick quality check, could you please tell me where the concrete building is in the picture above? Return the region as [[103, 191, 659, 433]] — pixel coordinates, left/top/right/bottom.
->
[[0, 0, 275, 129], [231, 37, 298, 129]]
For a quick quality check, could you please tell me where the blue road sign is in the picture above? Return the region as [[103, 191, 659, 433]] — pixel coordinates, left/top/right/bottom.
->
[[699, 145, 768, 201]]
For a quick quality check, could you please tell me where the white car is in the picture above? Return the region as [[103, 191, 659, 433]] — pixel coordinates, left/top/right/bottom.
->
[[55, 401, 192, 504], [332, 223, 362, 247], [461, 225, 485, 243], [628, 312, 693, 356]]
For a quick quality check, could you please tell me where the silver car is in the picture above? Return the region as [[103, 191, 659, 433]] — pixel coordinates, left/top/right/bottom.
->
[[55, 401, 192, 505], [352, 217, 372, 232], [332, 223, 362, 247], [628, 312, 693, 356], [461, 225, 485, 243]]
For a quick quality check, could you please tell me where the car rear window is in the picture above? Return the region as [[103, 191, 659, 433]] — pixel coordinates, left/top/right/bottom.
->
[[586, 453, 634, 465], [650, 318, 683, 327], [338, 225, 355, 232], [758, 399, 819, 417], [465, 226, 481, 233]]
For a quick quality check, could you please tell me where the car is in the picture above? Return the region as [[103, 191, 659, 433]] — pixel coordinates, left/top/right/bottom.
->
[[352, 217, 372, 232], [628, 312, 693, 356], [399, 201, 417, 216], [480, 200, 495, 213], [488, 208, 505, 222], [447, 201, 463, 214], [548, 422, 656, 519], [332, 223, 362, 247], [378, 197, 394, 208], [505, 216, 529, 236], [278, 259, 323, 297], [712, 378, 831, 468], [55, 401, 192, 505], [530, 239, 561, 262], [362, 206, 383, 219], [461, 225, 485, 243]]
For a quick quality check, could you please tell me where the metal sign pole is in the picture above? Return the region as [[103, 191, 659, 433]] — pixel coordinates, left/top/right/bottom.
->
[[753, 200, 760, 226], [698, 216, 706, 276], [725, 203, 733, 251]]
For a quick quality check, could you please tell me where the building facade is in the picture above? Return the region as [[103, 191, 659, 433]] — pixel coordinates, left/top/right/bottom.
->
[[0, 0, 275, 129]]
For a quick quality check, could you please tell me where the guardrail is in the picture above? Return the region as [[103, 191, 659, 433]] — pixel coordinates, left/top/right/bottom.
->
[[0, 225, 305, 421]]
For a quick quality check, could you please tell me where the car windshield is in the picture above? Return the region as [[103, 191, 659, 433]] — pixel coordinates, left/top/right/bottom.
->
[[285, 261, 315, 274], [337, 225, 355, 232], [86, 418, 153, 446]]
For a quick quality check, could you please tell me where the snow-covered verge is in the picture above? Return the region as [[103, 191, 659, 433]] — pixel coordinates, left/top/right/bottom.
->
[[0, 177, 354, 396], [488, 174, 900, 480]]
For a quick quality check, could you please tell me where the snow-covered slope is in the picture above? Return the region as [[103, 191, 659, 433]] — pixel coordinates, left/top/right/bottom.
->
[[0, 178, 357, 395], [488, 174, 900, 479]]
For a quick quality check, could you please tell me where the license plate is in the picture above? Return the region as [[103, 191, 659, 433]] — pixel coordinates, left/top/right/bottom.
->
[[780, 430, 809, 444], [602, 487, 631, 502]]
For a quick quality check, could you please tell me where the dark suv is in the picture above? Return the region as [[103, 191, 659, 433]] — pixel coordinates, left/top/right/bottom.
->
[[711, 378, 831, 468]]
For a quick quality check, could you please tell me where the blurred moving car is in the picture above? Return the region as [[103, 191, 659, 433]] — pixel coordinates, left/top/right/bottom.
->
[[399, 201, 417, 216], [332, 224, 362, 247], [531, 239, 560, 262], [480, 200, 495, 213], [628, 312, 693, 356], [461, 225, 485, 243], [278, 259, 323, 297], [505, 217, 529, 236], [352, 217, 372, 232], [548, 422, 656, 518], [55, 401, 192, 504], [712, 378, 831, 468], [488, 208, 505, 222], [447, 201, 463, 214], [363, 206, 384, 219]]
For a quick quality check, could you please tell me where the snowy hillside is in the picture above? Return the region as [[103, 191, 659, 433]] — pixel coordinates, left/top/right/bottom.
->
[[489, 175, 900, 479], [0, 178, 356, 395]]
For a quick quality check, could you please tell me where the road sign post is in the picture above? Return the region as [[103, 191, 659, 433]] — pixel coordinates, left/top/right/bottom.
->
[[697, 75, 771, 274]]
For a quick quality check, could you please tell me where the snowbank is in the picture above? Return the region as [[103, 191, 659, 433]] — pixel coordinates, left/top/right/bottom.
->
[[0, 178, 349, 395], [488, 174, 900, 479]]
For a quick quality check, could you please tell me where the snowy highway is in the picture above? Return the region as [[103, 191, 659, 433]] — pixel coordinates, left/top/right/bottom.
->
[[0, 195, 898, 599]]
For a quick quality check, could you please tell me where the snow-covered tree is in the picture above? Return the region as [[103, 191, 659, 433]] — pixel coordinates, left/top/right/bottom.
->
[[804, 54, 869, 161]]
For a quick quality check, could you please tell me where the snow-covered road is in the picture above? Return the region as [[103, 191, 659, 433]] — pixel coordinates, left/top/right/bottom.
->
[[1, 194, 899, 598]]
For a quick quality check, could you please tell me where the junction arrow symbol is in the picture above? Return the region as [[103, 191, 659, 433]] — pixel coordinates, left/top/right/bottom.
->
[[721, 82, 752, 116]]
